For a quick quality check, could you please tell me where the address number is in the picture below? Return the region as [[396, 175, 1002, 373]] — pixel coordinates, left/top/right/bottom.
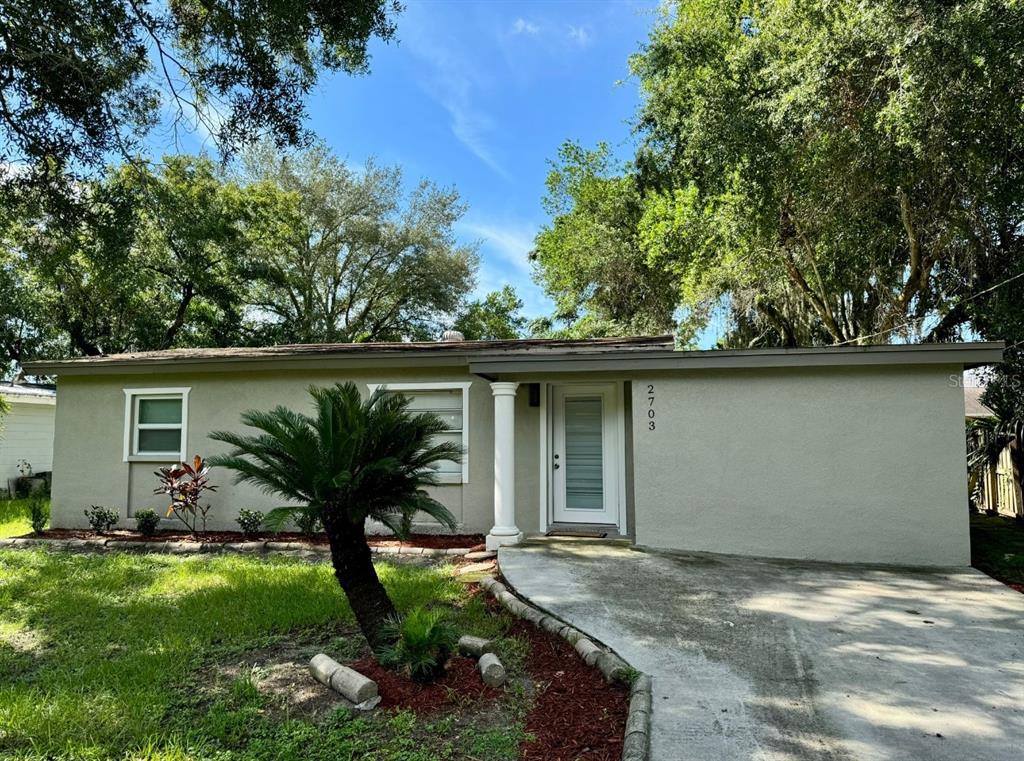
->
[[646, 383, 656, 430]]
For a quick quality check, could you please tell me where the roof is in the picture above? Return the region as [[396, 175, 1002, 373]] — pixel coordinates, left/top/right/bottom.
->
[[20, 337, 1004, 377], [964, 386, 995, 419], [0, 382, 57, 404]]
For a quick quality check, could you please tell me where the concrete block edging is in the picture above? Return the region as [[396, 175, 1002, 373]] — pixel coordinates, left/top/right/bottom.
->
[[478, 574, 652, 761], [0, 536, 471, 559]]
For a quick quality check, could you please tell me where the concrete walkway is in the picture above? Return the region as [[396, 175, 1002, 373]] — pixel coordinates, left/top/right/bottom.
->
[[500, 540, 1024, 761]]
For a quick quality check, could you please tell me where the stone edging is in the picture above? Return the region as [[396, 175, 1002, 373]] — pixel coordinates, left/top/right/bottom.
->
[[0, 536, 471, 558], [478, 575, 652, 761]]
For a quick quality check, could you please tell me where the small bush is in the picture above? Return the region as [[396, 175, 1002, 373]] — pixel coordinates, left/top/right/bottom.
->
[[134, 509, 161, 536], [28, 495, 49, 534], [236, 509, 264, 538], [84, 505, 119, 533], [294, 509, 322, 537], [379, 607, 459, 683]]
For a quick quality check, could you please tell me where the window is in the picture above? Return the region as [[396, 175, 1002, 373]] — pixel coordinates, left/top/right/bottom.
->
[[123, 388, 190, 461], [367, 382, 470, 484]]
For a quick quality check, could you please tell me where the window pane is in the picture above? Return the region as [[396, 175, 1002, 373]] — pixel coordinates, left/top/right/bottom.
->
[[138, 428, 182, 454], [402, 390, 461, 411], [564, 397, 604, 510], [428, 409, 462, 431], [431, 431, 462, 474], [139, 398, 182, 424]]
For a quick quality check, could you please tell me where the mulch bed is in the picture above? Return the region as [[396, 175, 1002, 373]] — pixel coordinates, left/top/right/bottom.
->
[[504, 608, 628, 761], [33, 528, 484, 550], [349, 654, 501, 712]]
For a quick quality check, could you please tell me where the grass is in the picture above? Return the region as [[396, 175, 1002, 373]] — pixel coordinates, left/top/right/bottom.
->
[[971, 512, 1024, 589], [0, 549, 525, 760], [0, 497, 42, 538]]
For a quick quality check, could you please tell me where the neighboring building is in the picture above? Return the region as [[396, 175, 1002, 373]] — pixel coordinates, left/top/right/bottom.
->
[[965, 385, 1022, 518], [24, 338, 1002, 566], [0, 382, 56, 496]]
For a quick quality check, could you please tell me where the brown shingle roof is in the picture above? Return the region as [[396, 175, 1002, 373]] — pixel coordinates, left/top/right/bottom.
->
[[24, 335, 675, 371]]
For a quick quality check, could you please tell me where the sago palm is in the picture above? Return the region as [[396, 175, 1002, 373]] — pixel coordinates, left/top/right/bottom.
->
[[208, 382, 460, 650]]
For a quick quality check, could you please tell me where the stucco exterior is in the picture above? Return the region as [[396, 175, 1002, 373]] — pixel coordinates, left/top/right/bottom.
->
[[34, 339, 997, 566], [50, 367, 539, 534], [630, 364, 970, 565]]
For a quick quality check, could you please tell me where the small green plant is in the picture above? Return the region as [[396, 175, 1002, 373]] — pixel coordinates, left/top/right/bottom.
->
[[293, 509, 321, 537], [379, 607, 459, 683], [236, 509, 264, 538], [134, 509, 161, 536], [84, 505, 119, 533], [28, 495, 49, 534]]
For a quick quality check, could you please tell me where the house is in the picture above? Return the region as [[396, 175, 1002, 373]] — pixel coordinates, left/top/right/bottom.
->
[[23, 337, 1003, 566], [0, 382, 57, 496], [965, 385, 1022, 518]]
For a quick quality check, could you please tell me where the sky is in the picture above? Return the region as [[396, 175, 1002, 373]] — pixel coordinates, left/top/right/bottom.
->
[[155, 0, 660, 322]]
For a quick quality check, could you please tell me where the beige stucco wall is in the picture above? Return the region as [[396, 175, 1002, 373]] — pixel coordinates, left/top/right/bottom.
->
[[630, 364, 969, 566], [51, 367, 542, 534]]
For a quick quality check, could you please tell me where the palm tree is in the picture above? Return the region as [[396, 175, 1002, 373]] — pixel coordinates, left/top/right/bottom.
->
[[208, 382, 460, 650]]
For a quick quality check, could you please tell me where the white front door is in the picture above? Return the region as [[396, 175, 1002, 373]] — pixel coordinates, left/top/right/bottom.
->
[[551, 383, 621, 526]]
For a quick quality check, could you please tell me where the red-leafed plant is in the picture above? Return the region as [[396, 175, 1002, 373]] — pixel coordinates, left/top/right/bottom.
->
[[154, 455, 218, 535]]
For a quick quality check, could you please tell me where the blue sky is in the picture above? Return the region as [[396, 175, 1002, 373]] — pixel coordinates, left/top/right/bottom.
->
[[303, 0, 659, 319], [146, 1, 660, 320], [302, 0, 659, 319]]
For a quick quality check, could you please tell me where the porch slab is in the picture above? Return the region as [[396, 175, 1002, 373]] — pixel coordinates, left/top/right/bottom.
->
[[499, 540, 1024, 761]]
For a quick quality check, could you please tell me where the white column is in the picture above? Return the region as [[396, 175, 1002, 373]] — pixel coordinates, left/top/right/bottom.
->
[[487, 381, 523, 551]]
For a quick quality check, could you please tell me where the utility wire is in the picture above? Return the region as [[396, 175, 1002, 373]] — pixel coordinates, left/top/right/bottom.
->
[[830, 269, 1024, 347]]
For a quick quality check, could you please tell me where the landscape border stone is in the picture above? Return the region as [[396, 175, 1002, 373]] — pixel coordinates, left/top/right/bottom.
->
[[478, 574, 651, 761], [0, 535, 473, 559]]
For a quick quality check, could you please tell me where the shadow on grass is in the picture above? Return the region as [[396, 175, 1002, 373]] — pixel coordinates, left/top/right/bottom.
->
[[0, 549, 485, 760]]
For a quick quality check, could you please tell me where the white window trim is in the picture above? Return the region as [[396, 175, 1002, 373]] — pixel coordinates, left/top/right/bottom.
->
[[123, 387, 191, 463], [366, 381, 471, 484]]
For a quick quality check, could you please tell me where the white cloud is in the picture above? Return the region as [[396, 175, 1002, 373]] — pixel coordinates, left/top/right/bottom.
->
[[403, 32, 508, 178], [458, 217, 554, 318], [567, 25, 593, 47], [460, 219, 535, 276], [511, 18, 540, 36]]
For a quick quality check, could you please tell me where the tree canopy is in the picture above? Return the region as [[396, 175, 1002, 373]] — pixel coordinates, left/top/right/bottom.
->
[[1, 145, 483, 377], [452, 285, 527, 340], [240, 143, 478, 344], [1, 0, 401, 194], [535, 0, 1024, 347]]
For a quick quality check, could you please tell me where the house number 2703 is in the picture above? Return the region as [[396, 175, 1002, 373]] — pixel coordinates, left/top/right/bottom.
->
[[646, 384, 656, 430]]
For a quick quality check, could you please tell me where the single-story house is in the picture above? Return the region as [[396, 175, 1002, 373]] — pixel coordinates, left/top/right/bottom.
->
[[965, 385, 1022, 518], [0, 382, 56, 496], [24, 337, 1003, 566]]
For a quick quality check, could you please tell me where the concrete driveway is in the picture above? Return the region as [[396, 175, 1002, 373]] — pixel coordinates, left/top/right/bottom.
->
[[499, 541, 1024, 761]]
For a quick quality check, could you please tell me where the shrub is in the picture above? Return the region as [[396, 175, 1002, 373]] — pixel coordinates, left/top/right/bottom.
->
[[154, 455, 217, 535], [294, 509, 321, 537], [28, 495, 49, 534], [379, 607, 459, 683], [134, 509, 161, 536], [84, 505, 119, 533], [236, 509, 264, 538]]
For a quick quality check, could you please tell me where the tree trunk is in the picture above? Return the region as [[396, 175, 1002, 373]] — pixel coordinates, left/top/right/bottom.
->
[[322, 508, 398, 651]]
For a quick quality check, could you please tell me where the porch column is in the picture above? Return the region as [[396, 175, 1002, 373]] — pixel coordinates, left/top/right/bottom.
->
[[487, 381, 523, 551]]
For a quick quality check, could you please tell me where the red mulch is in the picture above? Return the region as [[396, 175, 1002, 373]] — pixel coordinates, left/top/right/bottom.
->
[[34, 528, 483, 550], [349, 654, 501, 712], [503, 607, 628, 760]]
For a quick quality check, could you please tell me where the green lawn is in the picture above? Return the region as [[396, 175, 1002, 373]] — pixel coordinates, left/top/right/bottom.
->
[[971, 513, 1024, 590], [0, 550, 524, 761], [0, 498, 39, 538]]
